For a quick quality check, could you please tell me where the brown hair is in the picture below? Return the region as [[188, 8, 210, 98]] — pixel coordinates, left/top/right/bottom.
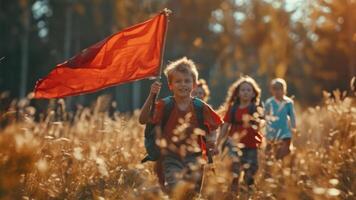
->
[[222, 76, 261, 110], [196, 79, 210, 101], [164, 57, 199, 84]]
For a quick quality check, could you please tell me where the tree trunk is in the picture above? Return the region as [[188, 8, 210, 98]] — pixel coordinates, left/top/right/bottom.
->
[[132, 81, 141, 110], [64, 0, 73, 109], [347, 0, 355, 78], [19, 1, 30, 99]]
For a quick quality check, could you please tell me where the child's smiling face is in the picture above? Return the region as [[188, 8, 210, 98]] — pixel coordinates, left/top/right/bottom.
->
[[169, 71, 195, 98], [238, 82, 255, 103]]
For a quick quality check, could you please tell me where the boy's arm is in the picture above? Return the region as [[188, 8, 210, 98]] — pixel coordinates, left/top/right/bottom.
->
[[206, 130, 217, 149], [206, 130, 217, 144], [206, 129, 217, 157], [139, 81, 161, 124], [201, 105, 223, 155], [216, 123, 230, 149]]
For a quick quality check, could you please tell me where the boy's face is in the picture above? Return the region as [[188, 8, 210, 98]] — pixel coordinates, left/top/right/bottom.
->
[[238, 82, 255, 103], [192, 86, 205, 100], [271, 84, 284, 100], [169, 71, 195, 98]]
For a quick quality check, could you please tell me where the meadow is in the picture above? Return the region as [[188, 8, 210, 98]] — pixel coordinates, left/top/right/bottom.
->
[[0, 90, 355, 200]]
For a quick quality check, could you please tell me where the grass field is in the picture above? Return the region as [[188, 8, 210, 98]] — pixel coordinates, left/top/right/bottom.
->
[[0, 91, 355, 200]]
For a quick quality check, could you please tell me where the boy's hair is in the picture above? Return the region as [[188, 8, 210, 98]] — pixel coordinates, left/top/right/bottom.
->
[[164, 57, 199, 84], [223, 76, 261, 110], [196, 79, 210, 101], [271, 78, 287, 93]]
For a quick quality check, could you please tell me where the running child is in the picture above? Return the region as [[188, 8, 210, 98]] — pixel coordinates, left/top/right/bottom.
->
[[139, 57, 222, 194], [264, 78, 296, 160], [217, 76, 264, 193]]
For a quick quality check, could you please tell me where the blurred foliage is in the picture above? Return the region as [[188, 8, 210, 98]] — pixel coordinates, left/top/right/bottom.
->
[[0, 89, 355, 199], [0, 0, 355, 111]]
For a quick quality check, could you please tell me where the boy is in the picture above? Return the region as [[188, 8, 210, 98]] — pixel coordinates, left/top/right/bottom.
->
[[139, 57, 222, 194], [265, 78, 297, 160]]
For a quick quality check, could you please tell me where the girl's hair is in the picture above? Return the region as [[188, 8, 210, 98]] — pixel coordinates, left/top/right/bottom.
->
[[164, 57, 199, 84], [270, 78, 287, 94], [222, 76, 261, 110], [196, 79, 210, 101]]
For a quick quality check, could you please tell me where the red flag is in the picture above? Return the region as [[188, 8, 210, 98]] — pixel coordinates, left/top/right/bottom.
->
[[34, 13, 167, 99]]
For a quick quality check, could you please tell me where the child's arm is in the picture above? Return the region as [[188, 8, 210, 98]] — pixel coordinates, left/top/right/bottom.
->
[[217, 123, 230, 149], [206, 129, 217, 156], [206, 130, 217, 144], [256, 103, 266, 129], [139, 81, 161, 124], [206, 130, 217, 148], [202, 104, 223, 156], [288, 102, 297, 130], [264, 100, 271, 116]]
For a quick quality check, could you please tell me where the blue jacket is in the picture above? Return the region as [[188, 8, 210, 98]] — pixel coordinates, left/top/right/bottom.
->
[[265, 96, 296, 140]]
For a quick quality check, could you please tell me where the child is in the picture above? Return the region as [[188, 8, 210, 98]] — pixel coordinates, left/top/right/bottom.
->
[[264, 78, 296, 160], [139, 57, 222, 194], [217, 76, 264, 193], [192, 79, 210, 102]]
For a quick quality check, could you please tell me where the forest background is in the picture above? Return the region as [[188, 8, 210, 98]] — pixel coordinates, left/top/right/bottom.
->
[[0, 0, 355, 111]]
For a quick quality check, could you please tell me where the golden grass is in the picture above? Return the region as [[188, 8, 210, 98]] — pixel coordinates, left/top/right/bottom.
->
[[0, 91, 355, 200]]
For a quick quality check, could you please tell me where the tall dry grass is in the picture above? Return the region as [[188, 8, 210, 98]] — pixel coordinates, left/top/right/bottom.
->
[[0, 91, 354, 200]]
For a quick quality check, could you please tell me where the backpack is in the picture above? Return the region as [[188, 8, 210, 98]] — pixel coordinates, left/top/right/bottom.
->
[[141, 96, 209, 163]]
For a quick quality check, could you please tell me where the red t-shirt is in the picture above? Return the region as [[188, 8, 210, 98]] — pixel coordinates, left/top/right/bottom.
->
[[223, 106, 263, 148], [151, 98, 222, 155]]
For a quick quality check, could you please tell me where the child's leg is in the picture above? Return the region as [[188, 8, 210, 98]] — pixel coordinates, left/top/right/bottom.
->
[[242, 148, 258, 186], [226, 139, 241, 192], [183, 154, 203, 192], [162, 155, 185, 193], [154, 160, 166, 192], [276, 138, 291, 159], [231, 161, 241, 192]]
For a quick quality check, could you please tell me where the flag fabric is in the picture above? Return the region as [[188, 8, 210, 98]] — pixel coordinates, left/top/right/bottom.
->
[[34, 12, 167, 99]]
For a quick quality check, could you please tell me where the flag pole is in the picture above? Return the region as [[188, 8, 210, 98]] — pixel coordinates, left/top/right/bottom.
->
[[150, 8, 171, 116], [157, 8, 171, 81]]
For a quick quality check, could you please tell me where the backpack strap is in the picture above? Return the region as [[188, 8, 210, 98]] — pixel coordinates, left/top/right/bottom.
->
[[192, 97, 208, 132], [192, 97, 214, 163], [247, 103, 257, 115], [230, 102, 238, 124], [141, 96, 174, 163]]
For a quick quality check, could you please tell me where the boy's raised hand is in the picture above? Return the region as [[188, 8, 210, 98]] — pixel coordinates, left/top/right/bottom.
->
[[139, 81, 162, 124], [150, 81, 162, 95]]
